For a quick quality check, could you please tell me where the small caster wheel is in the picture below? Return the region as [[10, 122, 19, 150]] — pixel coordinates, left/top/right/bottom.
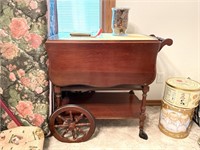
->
[[49, 104, 96, 143], [139, 129, 148, 140]]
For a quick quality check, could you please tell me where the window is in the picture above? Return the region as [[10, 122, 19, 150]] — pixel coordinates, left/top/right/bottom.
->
[[48, 0, 116, 36], [57, 0, 100, 35]]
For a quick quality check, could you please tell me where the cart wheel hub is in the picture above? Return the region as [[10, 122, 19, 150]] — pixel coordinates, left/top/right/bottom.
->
[[69, 122, 76, 130]]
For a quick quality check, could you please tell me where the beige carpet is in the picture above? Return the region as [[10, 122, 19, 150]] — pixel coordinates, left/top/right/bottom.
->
[[44, 106, 200, 150]]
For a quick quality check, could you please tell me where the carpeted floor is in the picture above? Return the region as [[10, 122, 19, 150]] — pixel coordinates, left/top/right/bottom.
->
[[44, 106, 200, 150]]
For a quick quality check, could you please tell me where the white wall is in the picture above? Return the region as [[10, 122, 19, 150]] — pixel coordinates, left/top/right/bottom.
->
[[116, 0, 200, 99]]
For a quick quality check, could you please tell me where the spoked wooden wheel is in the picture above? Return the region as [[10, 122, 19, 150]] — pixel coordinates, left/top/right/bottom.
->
[[49, 104, 96, 143]]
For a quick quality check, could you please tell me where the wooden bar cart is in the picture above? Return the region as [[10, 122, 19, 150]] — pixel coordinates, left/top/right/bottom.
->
[[45, 33, 173, 143]]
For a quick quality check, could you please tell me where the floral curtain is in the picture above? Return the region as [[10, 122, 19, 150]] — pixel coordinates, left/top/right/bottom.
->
[[0, 0, 49, 134]]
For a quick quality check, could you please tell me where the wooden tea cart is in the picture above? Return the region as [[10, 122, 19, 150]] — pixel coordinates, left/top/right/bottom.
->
[[45, 33, 173, 143]]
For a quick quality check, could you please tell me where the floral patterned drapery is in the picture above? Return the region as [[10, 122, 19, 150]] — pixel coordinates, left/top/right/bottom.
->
[[0, 0, 49, 134]]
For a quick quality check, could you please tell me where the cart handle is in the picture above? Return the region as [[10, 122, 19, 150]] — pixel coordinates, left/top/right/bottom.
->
[[150, 34, 173, 51]]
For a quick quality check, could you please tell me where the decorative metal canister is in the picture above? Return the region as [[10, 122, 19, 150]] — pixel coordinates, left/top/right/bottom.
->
[[111, 8, 129, 36], [163, 77, 200, 109], [158, 101, 195, 139]]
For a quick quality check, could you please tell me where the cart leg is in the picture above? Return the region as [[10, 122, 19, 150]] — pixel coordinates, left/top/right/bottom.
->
[[54, 86, 62, 108], [129, 90, 135, 95], [129, 90, 135, 104], [139, 85, 149, 140]]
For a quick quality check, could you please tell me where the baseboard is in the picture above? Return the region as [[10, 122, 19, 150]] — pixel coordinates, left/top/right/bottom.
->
[[146, 100, 161, 106]]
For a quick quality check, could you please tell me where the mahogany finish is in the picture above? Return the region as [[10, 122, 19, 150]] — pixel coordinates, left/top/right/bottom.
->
[[45, 34, 173, 141], [67, 92, 141, 119], [46, 41, 160, 87]]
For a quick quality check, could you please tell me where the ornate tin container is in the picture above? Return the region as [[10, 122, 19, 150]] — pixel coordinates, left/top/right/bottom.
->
[[163, 77, 200, 109], [193, 104, 200, 126], [158, 101, 195, 139]]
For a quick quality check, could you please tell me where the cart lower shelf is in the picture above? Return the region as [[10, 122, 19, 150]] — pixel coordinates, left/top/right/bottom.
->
[[65, 91, 141, 119]]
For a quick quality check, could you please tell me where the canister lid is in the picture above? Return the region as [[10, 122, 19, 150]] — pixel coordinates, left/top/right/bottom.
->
[[166, 77, 200, 91]]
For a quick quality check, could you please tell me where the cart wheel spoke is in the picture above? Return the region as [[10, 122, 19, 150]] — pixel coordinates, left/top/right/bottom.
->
[[76, 123, 91, 127], [77, 127, 86, 136], [57, 115, 66, 121], [72, 130, 78, 140], [55, 124, 69, 128], [75, 113, 84, 123], [61, 128, 69, 137], [69, 111, 73, 121]]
